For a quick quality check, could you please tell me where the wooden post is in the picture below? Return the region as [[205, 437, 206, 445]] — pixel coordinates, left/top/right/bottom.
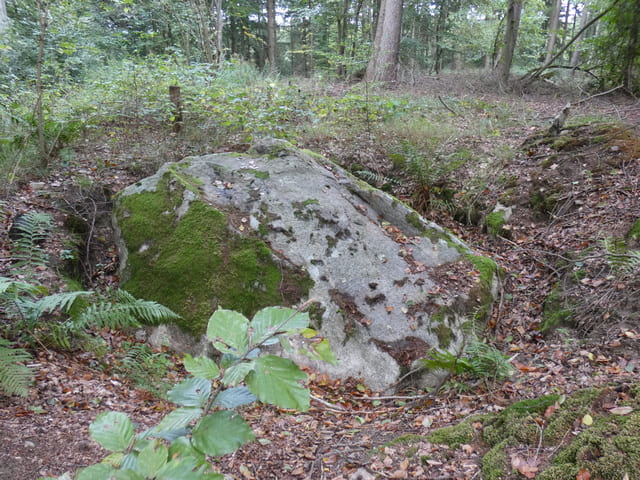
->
[[169, 85, 183, 133]]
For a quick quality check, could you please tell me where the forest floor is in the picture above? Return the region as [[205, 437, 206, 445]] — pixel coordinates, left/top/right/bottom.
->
[[1, 77, 640, 479]]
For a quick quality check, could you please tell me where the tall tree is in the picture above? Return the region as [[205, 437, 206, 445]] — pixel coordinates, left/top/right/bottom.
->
[[497, 0, 523, 82], [366, 0, 404, 82], [214, 0, 224, 63], [266, 0, 276, 70], [544, 0, 562, 64], [0, 0, 8, 32], [336, 0, 350, 77]]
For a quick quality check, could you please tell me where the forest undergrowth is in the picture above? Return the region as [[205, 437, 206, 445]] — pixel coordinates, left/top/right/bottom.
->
[[1, 71, 640, 479]]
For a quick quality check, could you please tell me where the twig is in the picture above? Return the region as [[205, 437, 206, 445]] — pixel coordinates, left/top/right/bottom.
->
[[310, 394, 347, 412], [438, 95, 459, 116], [574, 84, 624, 105]]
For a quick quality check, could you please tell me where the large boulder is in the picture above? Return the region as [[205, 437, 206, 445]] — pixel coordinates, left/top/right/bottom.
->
[[114, 139, 498, 391]]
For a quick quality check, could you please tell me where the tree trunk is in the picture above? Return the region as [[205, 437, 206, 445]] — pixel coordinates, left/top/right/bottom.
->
[[191, 0, 214, 63], [365, 0, 404, 82], [0, 0, 8, 32], [214, 0, 224, 63], [349, 0, 364, 61], [432, 0, 449, 73], [521, 0, 622, 85], [569, 5, 589, 76], [623, 1, 640, 91], [266, 0, 276, 71], [302, 1, 313, 77], [497, 0, 523, 83], [544, 0, 561, 64], [36, 0, 48, 168], [336, 0, 350, 77]]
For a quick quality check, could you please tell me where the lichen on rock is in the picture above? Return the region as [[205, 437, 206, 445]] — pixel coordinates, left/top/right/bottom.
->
[[113, 138, 498, 391]]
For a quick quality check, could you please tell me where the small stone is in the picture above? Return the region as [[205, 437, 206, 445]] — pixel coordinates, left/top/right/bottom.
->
[[24, 440, 36, 449]]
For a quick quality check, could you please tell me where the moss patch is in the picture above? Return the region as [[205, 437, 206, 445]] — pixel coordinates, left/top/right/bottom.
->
[[541, 286, 573, 333], [486, 210, 507, 236], [427, 415, 481, 449], [627, 218, 640, 245], [116, 174, 312, 335]]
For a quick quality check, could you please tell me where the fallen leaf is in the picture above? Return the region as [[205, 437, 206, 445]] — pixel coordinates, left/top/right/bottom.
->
[[609, 406, 633, 415], [511, 455, 539, 479], [576, 468, 591, 480]]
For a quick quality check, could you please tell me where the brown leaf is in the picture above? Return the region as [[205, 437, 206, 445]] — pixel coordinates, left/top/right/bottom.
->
[[511, 455, 540, 479], [576, 468, 591, 480]]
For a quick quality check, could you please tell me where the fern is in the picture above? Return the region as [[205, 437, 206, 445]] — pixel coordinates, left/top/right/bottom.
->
[[0, 338, 33, 397], [9, 211, 53, 274], [422, 341, 513, 382], [601, 237, 640, 274], [73, 289, 181, 330], [355, 169, 400, 186], [1, 277, 179, 351]]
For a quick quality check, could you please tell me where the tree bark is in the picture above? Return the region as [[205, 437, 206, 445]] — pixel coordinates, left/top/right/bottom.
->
[[544, 0, 562, 65], [191, 0, 214, 63], [0, 0, 8, 32], [266, 0, 276, 71], [497, 0, 523, 83], [336, 0, 350, 77], [569, 5, 589, 76], [365, 0, 404, 82], [521, 0, 622, 85], [36, 0, 48, 168], [623, 1, 640, 91], [214, 0, 224, 63]]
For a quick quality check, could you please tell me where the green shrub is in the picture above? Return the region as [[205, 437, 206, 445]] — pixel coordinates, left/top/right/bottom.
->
[[44, 306, 335, 480]]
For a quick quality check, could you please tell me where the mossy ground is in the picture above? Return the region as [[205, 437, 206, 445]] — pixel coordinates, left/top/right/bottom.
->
[[485, 210, 507, 236], [393, 385, 640, 480], [116, 173, 312, 335]]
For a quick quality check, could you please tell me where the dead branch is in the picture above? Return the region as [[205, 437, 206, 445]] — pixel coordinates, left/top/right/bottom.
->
[[520, 0, 622, 86]]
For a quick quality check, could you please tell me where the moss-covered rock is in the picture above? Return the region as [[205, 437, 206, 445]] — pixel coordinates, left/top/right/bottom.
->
[[114, 139, 497, 391], [115, 173, 311, 335], [541, 286, 573, 333], [427, 415, 481, 449]]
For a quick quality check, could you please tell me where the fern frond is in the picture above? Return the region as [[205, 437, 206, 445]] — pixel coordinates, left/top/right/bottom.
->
[[355, 170, 400, 185], [0, 338, 33, 397], [601, 237, 640, 274], [9, 211, 52, 274], [0, 276, 48, 296], [32, 291, 93, 320], [76, 290, 180, 330]]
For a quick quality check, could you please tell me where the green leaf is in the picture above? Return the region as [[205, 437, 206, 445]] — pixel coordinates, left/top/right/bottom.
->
[[137, 440, 168, 478], [249, 307, 309, 346], [246, 355, 309, 411], [191, 411, 255, 456], [206, 309, 249, 353], [183, 354, 220, 380], [213, 386, 257, 408], [76, 463, 116, 480], [89, 412, 135, 452], [167, 378, 211, 407], [168, 437, 206, 465], [307, 338, 338, 366], [156, 407, 203, 433], [156, 455, 223, 480], [221, 362, 254, 386], [113, 469, 144, 480]]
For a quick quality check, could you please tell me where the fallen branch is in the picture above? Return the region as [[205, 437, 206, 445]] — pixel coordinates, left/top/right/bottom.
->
[[520, 0, 622, 86], [438, 95, 459, 116]]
